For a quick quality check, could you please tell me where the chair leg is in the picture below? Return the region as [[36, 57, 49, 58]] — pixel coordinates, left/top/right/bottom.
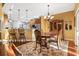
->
[[39, 43, 42, 53], [35, 42, 37, 50], [57, 43, 59, 50], [46, 44, 49, 55]]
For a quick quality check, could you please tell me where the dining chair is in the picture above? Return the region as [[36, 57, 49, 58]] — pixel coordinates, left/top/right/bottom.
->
[[34, 30, 48, 53], [18, 28, 26, 40], [48, 29, 62, 50], [8, 29, 17, 40]]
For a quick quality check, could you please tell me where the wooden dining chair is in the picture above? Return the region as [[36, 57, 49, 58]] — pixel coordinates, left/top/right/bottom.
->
[[34, 30, 48, 53], [8, 29, 17, 40], [48, 30, 62, 50], [18, 28, 26, 40]]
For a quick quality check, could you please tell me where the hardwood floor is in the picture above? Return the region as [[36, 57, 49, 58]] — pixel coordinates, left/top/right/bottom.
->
[[67, 41, 77, 56], [0, 40, 79, 56], [0, 43, 5, 56]]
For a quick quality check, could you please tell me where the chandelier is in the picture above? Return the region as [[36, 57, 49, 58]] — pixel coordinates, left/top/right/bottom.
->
[[44, 4, 54, 21]]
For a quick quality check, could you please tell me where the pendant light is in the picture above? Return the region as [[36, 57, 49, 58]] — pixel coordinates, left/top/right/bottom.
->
[[44, 4, 54, 21], [18, 9, 20, 20], [9, 8, 13, 28]]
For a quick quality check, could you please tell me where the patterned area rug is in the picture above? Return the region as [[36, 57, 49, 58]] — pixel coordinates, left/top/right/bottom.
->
[[17, 41, 68, 56]]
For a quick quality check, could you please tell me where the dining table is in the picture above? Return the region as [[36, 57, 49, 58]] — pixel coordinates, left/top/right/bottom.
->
[[41, 31, 58, 43]]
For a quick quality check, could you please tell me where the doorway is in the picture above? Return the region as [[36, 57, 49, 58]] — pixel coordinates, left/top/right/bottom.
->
[[75, 7, 79, 55], [76, 8, 79, 46]]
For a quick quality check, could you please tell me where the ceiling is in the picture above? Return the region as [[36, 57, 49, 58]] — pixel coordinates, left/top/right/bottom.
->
[[3, 3, 75, 22]]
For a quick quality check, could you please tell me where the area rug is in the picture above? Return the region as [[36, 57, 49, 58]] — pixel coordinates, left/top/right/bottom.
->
[[17, 41, 68, 56]]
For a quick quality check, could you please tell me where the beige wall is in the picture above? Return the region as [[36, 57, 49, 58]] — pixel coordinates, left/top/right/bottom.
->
[[25, 29, 32, 41], [0, 3, 2, 16], [52, 11, 75, 41]]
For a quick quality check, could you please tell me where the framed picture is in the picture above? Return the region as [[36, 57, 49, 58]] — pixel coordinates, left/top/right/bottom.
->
[[65, 21, 72, 30]]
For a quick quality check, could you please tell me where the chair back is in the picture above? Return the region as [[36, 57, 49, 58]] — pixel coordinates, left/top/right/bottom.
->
[[18, 28, 25, 34], [34, 30, 41, 43], [18, 28, 26, 39], [8, 29, 17, 40], [8, 29, 15, 33], [57, 29, 63, 44]]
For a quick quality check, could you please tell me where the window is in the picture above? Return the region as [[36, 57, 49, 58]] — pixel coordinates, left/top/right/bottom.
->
[[65, 24, 68, 30], [65, 21, 72, 30]]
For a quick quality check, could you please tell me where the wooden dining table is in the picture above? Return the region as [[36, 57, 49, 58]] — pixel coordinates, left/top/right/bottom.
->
[[41, 31, 58, 43], [41, 32, 51, 46], [41, 31, 58, 38], [41, 32, 50, 38]]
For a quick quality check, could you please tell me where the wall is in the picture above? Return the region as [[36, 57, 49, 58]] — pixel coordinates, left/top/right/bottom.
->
[[52, 11, 75, 41], [25, 29, 32, 41], [41, 16, 50, 33], [0, 3, 2, 16]]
